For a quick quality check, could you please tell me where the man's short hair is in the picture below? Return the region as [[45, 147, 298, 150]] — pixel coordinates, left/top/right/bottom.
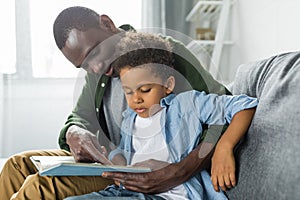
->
[[53, 6, 99, 49]]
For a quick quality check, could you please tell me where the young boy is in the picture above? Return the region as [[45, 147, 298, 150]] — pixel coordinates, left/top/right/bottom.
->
[[65, 32, 257, 200]]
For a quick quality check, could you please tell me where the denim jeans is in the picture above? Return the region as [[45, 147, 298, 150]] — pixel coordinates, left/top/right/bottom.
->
[[64, 184, 165, 200]]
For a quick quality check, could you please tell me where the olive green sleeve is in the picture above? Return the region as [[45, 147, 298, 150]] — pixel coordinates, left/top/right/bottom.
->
[[58, 73, 101, 151], [163, 35, 231, 144], [164, 35, 231, 95]]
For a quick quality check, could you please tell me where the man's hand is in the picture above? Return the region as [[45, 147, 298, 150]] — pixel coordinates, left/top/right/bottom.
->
[[102, 142, 214, 194], [103, 162, 183, 194], [66, 125, 112, 165]]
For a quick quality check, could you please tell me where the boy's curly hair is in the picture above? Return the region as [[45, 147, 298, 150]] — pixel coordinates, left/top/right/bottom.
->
[[112, 31, 175, 81]]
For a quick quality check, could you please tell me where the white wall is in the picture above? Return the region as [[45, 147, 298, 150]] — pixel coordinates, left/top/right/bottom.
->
[[0, 78, 84, 158], [0, 76, 3, 156], [225, 0, 300, 82]]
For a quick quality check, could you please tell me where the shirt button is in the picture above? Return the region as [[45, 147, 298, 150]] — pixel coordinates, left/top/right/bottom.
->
[[96, 108, 99, 113], [101, 83, 105, 87]]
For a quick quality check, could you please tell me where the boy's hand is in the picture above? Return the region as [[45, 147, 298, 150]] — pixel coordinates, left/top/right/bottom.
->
[[211, 144, 236, 192]]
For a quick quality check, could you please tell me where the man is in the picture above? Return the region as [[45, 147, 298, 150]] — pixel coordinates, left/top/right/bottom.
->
[[0, 6, 231, 200]]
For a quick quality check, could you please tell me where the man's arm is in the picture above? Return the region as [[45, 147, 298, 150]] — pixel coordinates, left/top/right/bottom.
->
[[100, 108, 252, 194], [59, 73, 100, 150], [102, 141, 215, 193], [101, 115, 224, 194], [58, 73, 111, 163]]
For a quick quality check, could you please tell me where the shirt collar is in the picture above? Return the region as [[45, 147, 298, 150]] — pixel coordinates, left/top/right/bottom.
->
[[160, 93, 176, 107]]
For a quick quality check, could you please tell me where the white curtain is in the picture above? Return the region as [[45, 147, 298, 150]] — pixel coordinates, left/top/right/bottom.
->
[[0, 0, 15, 156], [0, 0, 143, 158], [0, 75, 3, 156], [142, 0, 193, 35], [141, 0, 212, 70], [0, 1, 16, 75]]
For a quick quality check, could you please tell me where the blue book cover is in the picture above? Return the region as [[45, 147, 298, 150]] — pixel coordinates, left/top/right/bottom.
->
[[30, 156, 151, 176]]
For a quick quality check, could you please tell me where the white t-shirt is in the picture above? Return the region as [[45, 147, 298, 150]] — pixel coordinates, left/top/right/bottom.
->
[[131, 109, 188, 200]]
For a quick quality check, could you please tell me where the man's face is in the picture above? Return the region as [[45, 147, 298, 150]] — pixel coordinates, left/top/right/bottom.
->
[[61, 28, 118, 76]]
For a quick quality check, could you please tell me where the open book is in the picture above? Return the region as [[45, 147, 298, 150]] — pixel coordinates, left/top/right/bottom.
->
[[30, 156, 151, 176]]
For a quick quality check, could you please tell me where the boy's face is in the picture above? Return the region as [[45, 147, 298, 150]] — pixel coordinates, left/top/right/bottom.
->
[[120, 66, 171, 118]]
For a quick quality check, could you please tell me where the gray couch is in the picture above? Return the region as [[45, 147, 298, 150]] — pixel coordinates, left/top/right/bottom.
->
[[225, 51, 300, 199]]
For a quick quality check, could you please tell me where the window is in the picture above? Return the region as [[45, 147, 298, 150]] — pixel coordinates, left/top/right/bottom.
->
[[1, 0, 142, 78], [0, 0, 16, 74]]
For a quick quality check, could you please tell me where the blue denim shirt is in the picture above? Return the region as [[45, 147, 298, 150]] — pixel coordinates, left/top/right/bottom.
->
[[109, 90, 258, 199]]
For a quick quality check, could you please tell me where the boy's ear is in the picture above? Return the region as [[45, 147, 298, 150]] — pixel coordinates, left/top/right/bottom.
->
[[165, 76, 175, 94], [99, 15, 118, 33]]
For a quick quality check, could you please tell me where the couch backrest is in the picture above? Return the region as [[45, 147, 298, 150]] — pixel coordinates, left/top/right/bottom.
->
[[226, 51, 300, 199]]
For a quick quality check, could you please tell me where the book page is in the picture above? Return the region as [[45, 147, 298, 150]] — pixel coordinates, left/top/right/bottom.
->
[[30, 156, 75, 170]]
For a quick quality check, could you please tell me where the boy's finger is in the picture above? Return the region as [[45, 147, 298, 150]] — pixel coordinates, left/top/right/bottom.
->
[[224, 175, 233, 189], [229, 172, 236, 186], [217, 176, 227, 191], [211, 175, 219, 192]]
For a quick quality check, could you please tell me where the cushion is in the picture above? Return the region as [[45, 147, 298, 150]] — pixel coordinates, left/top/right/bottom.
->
[[226, 52, 300, 199]]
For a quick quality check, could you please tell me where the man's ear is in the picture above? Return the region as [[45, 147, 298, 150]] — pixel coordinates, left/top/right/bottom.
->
[[99, 15, 118, 33], [165, 76, 175, 94]]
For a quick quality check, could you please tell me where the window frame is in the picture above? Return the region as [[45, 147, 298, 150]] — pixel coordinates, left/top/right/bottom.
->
[[4, 0, 142, 80]]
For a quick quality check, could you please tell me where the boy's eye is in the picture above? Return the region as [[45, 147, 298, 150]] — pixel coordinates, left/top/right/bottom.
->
[[124, 89, 133, 95], [140, 88, 151, 93]]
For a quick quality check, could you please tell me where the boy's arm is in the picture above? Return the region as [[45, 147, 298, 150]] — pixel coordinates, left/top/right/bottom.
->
[[211, 108, 256, 192], [108, 132, 128, 166], [111, 154, 126, 166]]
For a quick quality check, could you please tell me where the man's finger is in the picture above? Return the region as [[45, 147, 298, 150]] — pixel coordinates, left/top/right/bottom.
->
[[102, 172, 128, 180], [102, 172, 152, 187]]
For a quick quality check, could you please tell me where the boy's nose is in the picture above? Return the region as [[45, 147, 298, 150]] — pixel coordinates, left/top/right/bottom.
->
[[132, 93, 143, 104]]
